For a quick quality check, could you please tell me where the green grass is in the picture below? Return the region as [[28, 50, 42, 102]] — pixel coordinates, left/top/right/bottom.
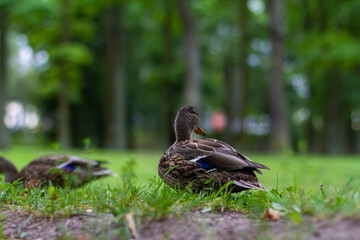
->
[[2, 145, 359, 190], [0, 145, 360, 238]]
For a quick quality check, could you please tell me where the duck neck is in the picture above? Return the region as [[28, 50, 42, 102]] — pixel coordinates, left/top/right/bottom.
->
[[0, 158, 20, 183], [174, 118, 192, 142]]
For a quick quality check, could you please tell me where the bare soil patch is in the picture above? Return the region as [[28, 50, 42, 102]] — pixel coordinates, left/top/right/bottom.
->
[[1, 209, 360, 239], [142, 211, 360, 240], [1, 209, 118, 240]]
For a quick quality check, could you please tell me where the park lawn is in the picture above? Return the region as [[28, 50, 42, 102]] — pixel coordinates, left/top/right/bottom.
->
[[1, 145, 359, 190], [0, 144, 359, 236]]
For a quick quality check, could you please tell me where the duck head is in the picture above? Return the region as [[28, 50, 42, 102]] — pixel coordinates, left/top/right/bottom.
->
[[174, 106, 206, 142]]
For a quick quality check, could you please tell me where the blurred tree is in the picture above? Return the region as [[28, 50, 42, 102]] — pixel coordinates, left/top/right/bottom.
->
[[39, 1, 92, 148], [223, 54, 236, 143], [1, 0, 358, 153], [287, 0, 360, 154], [268, 0, 289, 152], [178, 0, 201, 108], [160, 0, 176, 147], [225, 0, 250, 144], [238, 0, 250, 140], [9, 0, 93, 148], [104, 2, 127, 149], [0, 5, 9, 149], [58, 0, 72, 149]]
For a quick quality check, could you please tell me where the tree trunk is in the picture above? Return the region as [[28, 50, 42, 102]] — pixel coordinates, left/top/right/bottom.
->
[[318, 0, 344, 154], [160, 0, 175, 147], [58, 0, 71, 149], [224, 1, 249, 145], [302, 0, 311, 30], [356, 71, 360, 153], [223, 56, 236, 143], [0, 7, 8, 149], [302, 0, 317, 153], [238, 0, 250, 141], [104, 8, 113, 148], [104, 4, 127, 149], [324, 70, 343, 154], [318, 0, 327, 32], [178, 0, 201, 108], [267, 0, 290, 152]]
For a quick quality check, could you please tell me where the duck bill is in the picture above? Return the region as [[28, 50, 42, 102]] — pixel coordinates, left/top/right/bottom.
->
[[194, 126, 206, 136]]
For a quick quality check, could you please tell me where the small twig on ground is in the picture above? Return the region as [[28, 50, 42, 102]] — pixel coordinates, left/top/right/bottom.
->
[[125, 212, 138, 239], [320, 184, 325, 198]]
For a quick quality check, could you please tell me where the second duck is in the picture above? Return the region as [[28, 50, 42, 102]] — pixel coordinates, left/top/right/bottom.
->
[[158, 106, 270, 193]]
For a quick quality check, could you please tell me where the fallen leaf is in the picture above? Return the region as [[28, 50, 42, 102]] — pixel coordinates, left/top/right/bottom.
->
[[125, 212, 138, 239], [25, 177, 40, 190], [76, 233, 92, 240], [264, 208, 281, 221]]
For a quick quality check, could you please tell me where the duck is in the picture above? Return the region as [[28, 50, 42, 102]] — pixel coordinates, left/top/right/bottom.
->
[[0, 155, 115, 188], [158, 106, 270, 193]]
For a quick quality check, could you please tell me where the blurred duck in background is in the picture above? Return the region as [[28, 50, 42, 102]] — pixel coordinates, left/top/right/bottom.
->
[[0, 155, 114, 188]]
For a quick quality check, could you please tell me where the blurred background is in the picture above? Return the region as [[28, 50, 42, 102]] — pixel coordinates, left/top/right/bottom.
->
[[0, 0, 359, 154]]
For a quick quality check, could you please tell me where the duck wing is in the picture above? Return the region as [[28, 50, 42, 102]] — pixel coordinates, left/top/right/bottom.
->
[[49, 155, 113, 177], [172, 139, 269, 174]]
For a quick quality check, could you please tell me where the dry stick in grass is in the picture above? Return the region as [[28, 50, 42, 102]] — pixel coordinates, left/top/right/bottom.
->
[[320, 184, 326, 198], [125, 212, 138, 239]]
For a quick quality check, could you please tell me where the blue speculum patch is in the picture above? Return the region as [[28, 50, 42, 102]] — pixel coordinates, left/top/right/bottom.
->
[[64, 164, 76, 171], [197, 160, 213, 170]]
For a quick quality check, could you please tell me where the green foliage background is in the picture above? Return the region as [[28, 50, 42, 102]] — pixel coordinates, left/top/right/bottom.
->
[[0, 0, 359, 153]]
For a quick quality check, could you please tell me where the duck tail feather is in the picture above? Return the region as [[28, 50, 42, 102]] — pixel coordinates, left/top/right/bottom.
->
[[92, 169, 116, 177], [255, 168, 263, 175], [233, 179, 264, 190]]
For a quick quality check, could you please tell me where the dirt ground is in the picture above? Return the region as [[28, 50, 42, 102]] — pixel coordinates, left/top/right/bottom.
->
[[1, 209, 360, 240]]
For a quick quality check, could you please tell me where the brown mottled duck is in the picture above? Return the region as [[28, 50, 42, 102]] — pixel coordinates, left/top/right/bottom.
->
[[158, 106, 270, 192], [0, 155, 114, 187]]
